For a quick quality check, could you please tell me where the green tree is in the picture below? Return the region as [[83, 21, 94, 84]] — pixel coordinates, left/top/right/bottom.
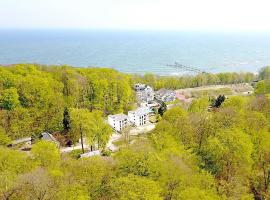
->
[[0, 88, 20, 111], [177, 187, 222, 200], [222, 95, 246, 110], [189, 98, 209, 112], [90, 111, 112, 150], [250, 130, 270, 199], [201, 129, 253, 198], [70, 109, 95, 153], [162, 107, 194, 147], [110, 175, 162, 200], [115, 147, 161, 179], [56, 185, 88, 200], [190, 112, 215, 150], [61, 157, 113, 200], [63, 107, 71, 132], [12, 168, 57, 200], [259, 66, 270, 80], [31, 141, 60, 168], [211, 95, 226, 108], [255, 80, 270, 94], [0, 127, 11, 146], [0, 147, 33, 199]]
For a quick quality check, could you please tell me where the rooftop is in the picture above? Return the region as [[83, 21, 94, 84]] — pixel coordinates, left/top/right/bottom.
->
[[156, 88, 175, 96], [129, 107, 151, 116], [11, 137, 32, 145], [108, 113, 128, 121], [41, 132, 59, 144]]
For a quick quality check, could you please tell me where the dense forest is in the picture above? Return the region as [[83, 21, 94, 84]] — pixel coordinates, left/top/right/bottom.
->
[[0, 64, 270, 199], [133, 71, 256, 90], [0, 64, 135, 140], [0, 64, 261, 141]]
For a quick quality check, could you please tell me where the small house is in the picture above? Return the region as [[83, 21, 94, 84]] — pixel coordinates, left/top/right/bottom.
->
[[40, 132, 60, 147], [108, 114, 129, 132], [155, 88, 176, 102], [9, 137, 32, 150]]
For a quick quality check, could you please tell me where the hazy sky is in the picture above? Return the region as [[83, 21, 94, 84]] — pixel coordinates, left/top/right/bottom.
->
[[1, 0, 270, 32]]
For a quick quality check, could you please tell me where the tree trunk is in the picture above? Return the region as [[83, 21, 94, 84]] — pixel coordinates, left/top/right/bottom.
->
[[80, 127, 84, 153]]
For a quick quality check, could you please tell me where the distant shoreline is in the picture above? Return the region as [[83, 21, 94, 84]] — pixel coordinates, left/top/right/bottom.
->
[[0, 63, 260, 77], [0, 30, 269, 74]]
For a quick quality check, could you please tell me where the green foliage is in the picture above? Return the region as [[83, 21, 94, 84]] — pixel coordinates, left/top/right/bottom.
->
[[222, 95, 247, 109], [0, 127, 11, 145], [211, 94, 226, 108], [70, 108, 93, 146], [133, 72, 255, 90], [189, 112, 215, 150], [70, 109, 111, 152], [150, 94, 270, 199], [201, 129, 253, 176], [177, 187, 222, 200], [63, 107, 71, 132], [189, 98, 209, 112], [115, 147, 161, 179], [68, 149, 84, 159], [1, 65, 270, 199], [255, 80, 270, 94], [0, 88, 20, 110], [31, 141, 60, 168], [56, 184, 88, 200], [250, 130, 270, 199], [89, 111, 112, 149], [162, 107, 194, 147], [0, 64, 134, 140], [0, 147, 33, 197], [61, 157, 113, 200], [200, 129, 253, 198], [259, 66, 270, 80], [158, 101, 167, 116], [110, 175, 162, 200]]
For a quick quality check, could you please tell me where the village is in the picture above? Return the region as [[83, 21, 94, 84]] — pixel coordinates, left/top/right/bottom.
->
[[7, 82, 254, 158], [7, 83, 178, 158]]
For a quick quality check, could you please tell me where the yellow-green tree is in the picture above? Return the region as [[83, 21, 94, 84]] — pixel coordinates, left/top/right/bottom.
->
[[31, 141, 60, 168], [110, 175, 162, 200]]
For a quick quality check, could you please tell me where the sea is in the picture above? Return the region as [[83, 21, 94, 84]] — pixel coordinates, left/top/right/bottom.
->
[[0, 30, 270, 75]]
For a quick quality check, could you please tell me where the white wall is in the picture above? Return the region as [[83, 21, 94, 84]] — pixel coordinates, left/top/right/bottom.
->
[[128, 112, 148, 126], [108, 115, 128, 132]]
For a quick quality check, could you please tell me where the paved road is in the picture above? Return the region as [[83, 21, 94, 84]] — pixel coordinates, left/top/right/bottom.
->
[[61, 123, 156, 154], [106, 133, 121, 152]]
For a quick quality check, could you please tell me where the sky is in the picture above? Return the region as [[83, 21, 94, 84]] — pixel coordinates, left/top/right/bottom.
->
[[1, 0, 270, 32]]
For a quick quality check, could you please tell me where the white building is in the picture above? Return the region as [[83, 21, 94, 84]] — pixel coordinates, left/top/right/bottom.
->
[[155, 88, 176, 102], [108, 114, 128, 132], [135, 84, 154, 104], [128, 107, 150, 126], [134, 83, 147, 92]]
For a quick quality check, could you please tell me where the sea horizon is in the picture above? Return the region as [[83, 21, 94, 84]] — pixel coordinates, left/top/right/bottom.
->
[[1, 29, 270, 75]]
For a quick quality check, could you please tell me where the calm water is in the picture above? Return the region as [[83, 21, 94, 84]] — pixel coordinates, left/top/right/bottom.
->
[[0, 30, 270, 75]]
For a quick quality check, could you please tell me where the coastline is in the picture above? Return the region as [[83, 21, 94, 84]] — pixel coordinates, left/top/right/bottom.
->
[[1, 30, 270, 74]]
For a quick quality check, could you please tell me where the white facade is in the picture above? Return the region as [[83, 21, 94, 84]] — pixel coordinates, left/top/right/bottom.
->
[[155, 89, 176, 102], [134, 83, 146, 91], [135, 84, 154, 103], [108, 114, 128, 132], [128, 107, 150, 126]]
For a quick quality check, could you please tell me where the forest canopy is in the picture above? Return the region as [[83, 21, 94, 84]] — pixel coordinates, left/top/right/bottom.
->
[[0, 64, 135, 139], [0, 64, 270, 199]]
